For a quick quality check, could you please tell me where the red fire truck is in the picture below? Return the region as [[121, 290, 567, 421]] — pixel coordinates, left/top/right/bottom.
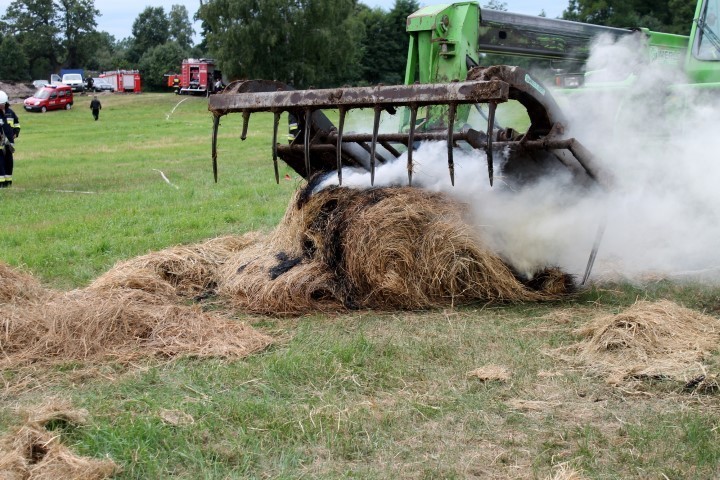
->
[[100, 70, 142, 93], [179, 58, 222, 95]]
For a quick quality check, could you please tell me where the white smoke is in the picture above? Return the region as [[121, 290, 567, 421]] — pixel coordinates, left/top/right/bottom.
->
[[318, 33, 720, 282]]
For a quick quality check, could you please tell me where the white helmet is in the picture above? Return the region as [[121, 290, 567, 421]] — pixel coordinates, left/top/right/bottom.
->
[[0, 91, 7, 104]]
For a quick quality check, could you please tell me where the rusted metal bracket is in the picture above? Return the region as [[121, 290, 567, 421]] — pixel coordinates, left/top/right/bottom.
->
[[208, 80, 510, 115]]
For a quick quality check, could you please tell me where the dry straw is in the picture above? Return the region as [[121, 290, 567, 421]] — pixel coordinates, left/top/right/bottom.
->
[[0, 287, 273, 368], [90, 233, 262, 299], [564, 300, 720, 383], [0, 262, 50, 304], [219, 185, 572, 315], [1, 184, 573, 368], [467, 365, 512, 382], [0, 399, 118, 479]]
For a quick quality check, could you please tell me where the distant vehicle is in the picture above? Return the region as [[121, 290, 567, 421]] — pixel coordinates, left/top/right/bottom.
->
[[50, 74, 62, 85], [32, 80, 47, 89], [92, 78, 114, 92], [100, 70, 142, 93], [177, 58, 222, 95], [23, 84, 74, 112], [61, 73, 84, 92]]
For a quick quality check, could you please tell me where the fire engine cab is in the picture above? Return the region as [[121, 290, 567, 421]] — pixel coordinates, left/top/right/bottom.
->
[[179, 58, 222, 95]]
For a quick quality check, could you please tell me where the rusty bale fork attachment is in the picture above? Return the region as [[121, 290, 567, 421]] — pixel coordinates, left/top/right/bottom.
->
[[208, 65, 608, 189]]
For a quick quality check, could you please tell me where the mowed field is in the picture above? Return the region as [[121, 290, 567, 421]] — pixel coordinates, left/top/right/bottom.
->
[[1, 92, 720, 479]]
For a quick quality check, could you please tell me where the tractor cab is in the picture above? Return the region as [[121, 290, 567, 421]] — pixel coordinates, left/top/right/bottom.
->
[[686, 0, 720, 83]]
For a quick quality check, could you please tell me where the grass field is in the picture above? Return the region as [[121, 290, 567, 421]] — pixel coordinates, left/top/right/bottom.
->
[[1, 92, 720, 479]]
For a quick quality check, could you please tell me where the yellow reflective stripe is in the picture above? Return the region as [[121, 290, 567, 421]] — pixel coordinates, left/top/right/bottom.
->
[[288, 123, 298, 130], [4, 176, 11, 181], [286, 135, 295, 141]]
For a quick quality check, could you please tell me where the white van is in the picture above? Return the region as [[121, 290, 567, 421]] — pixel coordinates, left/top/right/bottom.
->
[[62, 73, 84, 92]]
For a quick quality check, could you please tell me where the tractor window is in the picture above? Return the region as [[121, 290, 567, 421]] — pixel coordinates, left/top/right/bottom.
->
[[696, 0, 720, 60]]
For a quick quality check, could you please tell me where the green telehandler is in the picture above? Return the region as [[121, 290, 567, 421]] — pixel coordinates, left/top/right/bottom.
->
[[207, 0, 717, 191]]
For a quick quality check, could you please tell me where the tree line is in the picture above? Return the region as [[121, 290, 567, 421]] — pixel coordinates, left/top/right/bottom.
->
[[0, 0, 698, 90]]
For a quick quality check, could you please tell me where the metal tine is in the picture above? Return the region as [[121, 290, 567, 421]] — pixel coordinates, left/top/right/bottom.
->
[[337, 108, 346, 185], [486, 102, 497, 186], [370, 106, 381, 186], [447, 103, 456, 186], [407, 105, 417, 186], [212, 114, 220, 183], [272, 111, 280, 184], [304, 109, 312, 177], [241, 110, 250, 140]]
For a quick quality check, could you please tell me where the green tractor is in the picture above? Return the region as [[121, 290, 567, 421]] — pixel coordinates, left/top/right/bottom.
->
[[208, 0, 717, 190]]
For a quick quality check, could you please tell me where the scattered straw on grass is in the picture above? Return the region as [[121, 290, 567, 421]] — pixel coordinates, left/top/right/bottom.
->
[[0, 399, 118, 479], [0, 287, 273, 368], [0, 233, 273, 370], [467, 365, 511, 382], [545, 464, 587, 480], [561, 300, 720, 384], [506, 399, 563, 411]]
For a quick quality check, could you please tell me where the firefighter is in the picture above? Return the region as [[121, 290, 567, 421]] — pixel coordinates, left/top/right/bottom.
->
[[90, 96, 102, 121], [0, 91, 16, 188]]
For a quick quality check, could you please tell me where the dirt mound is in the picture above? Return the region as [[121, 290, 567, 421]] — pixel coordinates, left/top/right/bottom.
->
[[0, 400, 118, 479], [219, 185, 573, 315], [0, 81, 35, 102], [562, 300, 720, 383]]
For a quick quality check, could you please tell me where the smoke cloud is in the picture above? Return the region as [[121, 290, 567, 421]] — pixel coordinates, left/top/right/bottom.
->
[[319, 33, 720, 283]]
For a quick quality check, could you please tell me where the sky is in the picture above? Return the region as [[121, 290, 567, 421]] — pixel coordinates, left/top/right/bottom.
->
[[88, 0, 569, 43]]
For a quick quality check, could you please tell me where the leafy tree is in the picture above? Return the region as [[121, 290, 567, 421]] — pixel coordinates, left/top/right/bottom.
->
[[138, 42, 188, 89], [197, 0, 364, 88], [128, 6, 169, 62], [78, 30, 117, 72], [58, 0, 99, 67], [561, 0, 694, 34], [4, 0, 64, 74], [482, 0, 507, 11], [0, 36, 30, 80], [667, 0, 697, 36], [168, 4, 194, 50], [359, 0, 419, 85], [2, 0, 98, 75]]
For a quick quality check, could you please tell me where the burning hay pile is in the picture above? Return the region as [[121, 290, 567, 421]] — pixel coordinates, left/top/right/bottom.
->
[[562, 300, 720, 384], [218, 185, 573, 315], [0, 400, 118, 479]]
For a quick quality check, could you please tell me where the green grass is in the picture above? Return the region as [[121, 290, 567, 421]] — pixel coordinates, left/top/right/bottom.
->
[[4, 93, 298, 288], [2, 93, 720, 479]]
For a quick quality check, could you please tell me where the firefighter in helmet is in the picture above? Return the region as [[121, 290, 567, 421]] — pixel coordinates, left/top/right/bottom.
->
[[0, 91, 17, 188]]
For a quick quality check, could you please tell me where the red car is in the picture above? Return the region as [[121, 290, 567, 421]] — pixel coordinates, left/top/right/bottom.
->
[[24, 84, 74, 113]]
